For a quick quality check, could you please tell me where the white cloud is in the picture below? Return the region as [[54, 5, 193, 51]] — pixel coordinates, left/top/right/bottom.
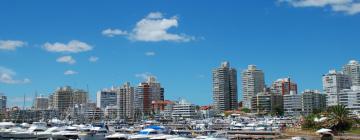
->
[[43, 40, 92, 53], [135, 72, 155, 80], [89, 56, 99, 62], [145, 51, 156, 56], [129, 12, 194, 42], [64, 70, 78, 75], [0, 66, 30, 84], [102, 28, 128, 37], [56, 55, 76, 64], [278, 0, 360, 15], [0, 40, 26, 51]]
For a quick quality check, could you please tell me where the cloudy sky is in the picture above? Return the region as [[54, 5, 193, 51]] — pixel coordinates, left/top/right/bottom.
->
[[1, 0, 360, 107]]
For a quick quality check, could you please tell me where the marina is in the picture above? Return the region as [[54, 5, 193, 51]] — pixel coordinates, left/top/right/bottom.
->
[[0, 116, 292, 140]]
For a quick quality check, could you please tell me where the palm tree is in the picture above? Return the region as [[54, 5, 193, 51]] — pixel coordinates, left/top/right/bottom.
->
[[323, 105, 353, 132]]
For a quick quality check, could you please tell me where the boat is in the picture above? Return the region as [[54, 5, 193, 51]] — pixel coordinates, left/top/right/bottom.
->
[[128, 125, 168, 140], [78, 126, 108, 140], [105, 133, 130, 140], [52, 126, 80, 140], [9, 122, 48, 139], [36, 126, 62, 140]]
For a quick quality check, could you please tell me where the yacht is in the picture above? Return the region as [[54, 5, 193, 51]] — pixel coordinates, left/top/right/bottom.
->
[[128, 126, 168, 140], [52, 126, 80, 140], [9, 122, 48, 139], [78, 126, 108, 140], [105, 133, 130, 140], [36, 126, 62, 140]]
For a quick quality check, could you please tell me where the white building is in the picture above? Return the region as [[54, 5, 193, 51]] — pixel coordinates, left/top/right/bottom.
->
[[96, 90, 117, 109], [34, 95, 49, 110], [322, 70, 351, 106], [283, 91, 302, 117], [172, 99, 198, 119], [343, 60, 360, 86], [241, 65, 265, 109], [339, 86, 360, 115], [213, 61, 238, 112]]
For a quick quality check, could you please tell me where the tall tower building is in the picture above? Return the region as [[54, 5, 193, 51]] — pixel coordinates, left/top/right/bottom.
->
[[343, 60, 360, 86], [135, 76, 164, 117], [271, 77, 298, 95], [52, 86, 73, 113], [212, 61, 238, 112], [241, 65, 265, 108], [34, 95, 49, 110], [322, 70, 351, 106], [117, 82, 135, 119], [96, 90, 117, 109], [0, 93, 6, 114]]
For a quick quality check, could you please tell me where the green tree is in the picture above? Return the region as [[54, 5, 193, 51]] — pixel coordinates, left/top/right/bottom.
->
[[241, 108, 251, 113], [323, 105, 353, 132]]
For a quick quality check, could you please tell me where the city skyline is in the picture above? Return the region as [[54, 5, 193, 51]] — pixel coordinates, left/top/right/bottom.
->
[[1, 0, 360, 107]]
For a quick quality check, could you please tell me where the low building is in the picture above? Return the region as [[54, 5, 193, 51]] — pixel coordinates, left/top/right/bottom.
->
[[251, 91, 283, 115], [301, 90, 326, 116], [283, 91, 302, 117], [172, 99, 198, 119]]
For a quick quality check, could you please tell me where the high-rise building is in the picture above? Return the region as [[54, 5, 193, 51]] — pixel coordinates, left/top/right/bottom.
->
[[117, 82, 135, 119], [271, 77, 298, 95], [0, 93, 6, 114], [51, 86, 89, 117], [301, 90, 326, 116], [135, 76, 164, 117], [241, 65, 265, 108], [73, 89, 88, 106], [52, 86, 73, 113], [34, 95, 49, 110], [96, 90, 117, 109], [283, 91, 302, 117], [338, 86, 360, 115], [322, 70, 351, 106], [343, 60, 360, 86], [212, 61, 238, 112]]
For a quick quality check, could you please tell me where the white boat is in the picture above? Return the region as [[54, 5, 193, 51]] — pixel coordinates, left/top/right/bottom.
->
[[36, 126, 62, 140], [78, 126, 108, 140], [128, 128, 165, 140], [195, 132, 228, 140], [149, 134, 180, 140], [105, 133, 129, 140], [52, 126, 80, 140], [9, 122, 48, 139]]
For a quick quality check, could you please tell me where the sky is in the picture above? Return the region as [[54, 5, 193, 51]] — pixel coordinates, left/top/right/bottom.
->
[[0, 0, 360, 107]]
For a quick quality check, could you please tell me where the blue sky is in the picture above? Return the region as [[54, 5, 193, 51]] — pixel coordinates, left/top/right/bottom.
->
[[1, 0, 360, 107]]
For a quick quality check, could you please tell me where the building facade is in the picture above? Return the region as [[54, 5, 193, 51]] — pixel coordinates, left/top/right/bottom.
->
[[338, 86, 360, 115], [212, 61, 238, 112], [322, 70, 351, 106], [301, 90, 326, 116], [343, 60, 360, 86], [172, 99, 198, 119], [34, 95, 49, 110], [251, 91, 283, 114], [271, 77, 298, 95], [96, 90, 117, 109], [135, 76, 164, 118], [241, 65, 265, 109], [283, 92, 302, 117]]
